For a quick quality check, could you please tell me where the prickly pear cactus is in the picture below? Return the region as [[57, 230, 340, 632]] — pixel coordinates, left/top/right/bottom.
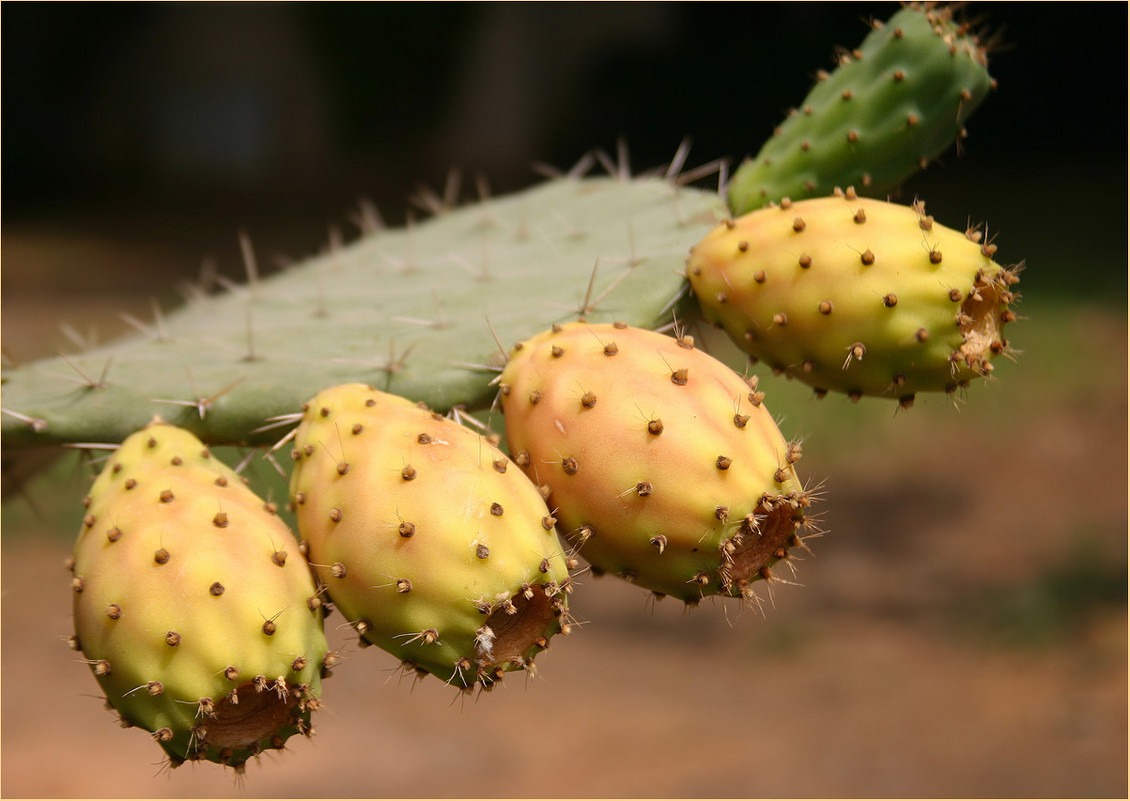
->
[[686, 189, 1021, 406], [2, 175, 725, 454], [497, 322, 816, 606], [68, 420, 330, 771], [287, 383, 574, 688], [728, 3, 994, 215]]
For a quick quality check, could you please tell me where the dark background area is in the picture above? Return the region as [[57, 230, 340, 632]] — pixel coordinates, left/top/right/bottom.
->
[[3, 2, 1127, 306]]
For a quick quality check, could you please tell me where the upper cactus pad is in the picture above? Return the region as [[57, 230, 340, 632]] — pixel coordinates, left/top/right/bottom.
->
[[728, 3, 994, 215]]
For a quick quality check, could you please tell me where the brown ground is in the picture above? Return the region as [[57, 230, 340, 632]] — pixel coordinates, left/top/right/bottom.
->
[[2, 232, 1126, 798]]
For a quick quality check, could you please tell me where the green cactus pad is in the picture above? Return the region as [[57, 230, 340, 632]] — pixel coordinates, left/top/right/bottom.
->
[[3, 176, 725, 453], [728, 3, 994, 215]]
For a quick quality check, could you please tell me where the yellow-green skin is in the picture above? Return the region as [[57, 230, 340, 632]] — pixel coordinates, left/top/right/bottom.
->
[[687, 192, 1019, 403], [288, 384, 571, 688], [498, 322, 812, 604], [70, 422, 327, 770]]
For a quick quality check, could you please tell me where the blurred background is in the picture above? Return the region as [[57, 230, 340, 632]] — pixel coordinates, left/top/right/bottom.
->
[[3, 2, 1126, 798]]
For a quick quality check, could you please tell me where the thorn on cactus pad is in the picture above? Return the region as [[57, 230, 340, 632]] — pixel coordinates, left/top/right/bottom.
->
[[843, 342, 867, 369]]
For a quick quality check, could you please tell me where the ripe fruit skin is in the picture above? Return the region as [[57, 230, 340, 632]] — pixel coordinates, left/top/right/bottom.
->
[[686, 192, 1020, 405], [69, 421, 328, 771], [498, 322, 814, 605], [288, 384, 572, 688]]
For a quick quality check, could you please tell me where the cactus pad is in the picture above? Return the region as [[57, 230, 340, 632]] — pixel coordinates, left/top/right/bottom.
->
[[728, 3, 994, 215], [3, 175, 725, 452]]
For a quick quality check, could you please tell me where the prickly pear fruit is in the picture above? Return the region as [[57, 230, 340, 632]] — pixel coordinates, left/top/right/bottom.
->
[[68, 420, 329, 771], [497, 322, 816, 606], [686, 190, 1021, 406], [288, 384, 573, 689], [729, 3, 994, 215]]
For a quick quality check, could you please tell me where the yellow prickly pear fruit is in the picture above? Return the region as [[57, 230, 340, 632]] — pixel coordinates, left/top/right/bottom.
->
[[69, 420, 330, 772], [288, 384, 573, 689], [687, 190, 1021, 407], [498, 322, 817, 607]]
